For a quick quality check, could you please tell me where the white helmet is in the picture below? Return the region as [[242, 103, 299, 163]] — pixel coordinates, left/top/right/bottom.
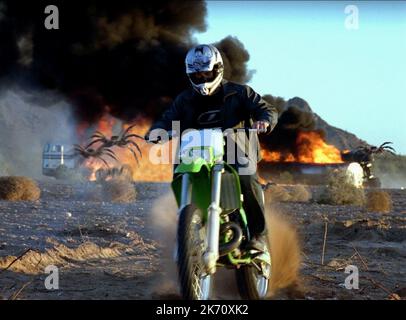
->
[[185, 44, 224, 96]]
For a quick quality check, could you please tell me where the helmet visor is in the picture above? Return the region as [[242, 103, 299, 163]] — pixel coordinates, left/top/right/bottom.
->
[[188, 71, 215, 85]]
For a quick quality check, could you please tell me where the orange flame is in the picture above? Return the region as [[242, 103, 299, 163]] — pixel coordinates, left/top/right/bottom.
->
[[261, 131, 343, 164]]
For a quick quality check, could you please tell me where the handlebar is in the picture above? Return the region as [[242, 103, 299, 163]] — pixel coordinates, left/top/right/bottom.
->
[[226, 128, 262, 133], [146, 127, 265, 144]]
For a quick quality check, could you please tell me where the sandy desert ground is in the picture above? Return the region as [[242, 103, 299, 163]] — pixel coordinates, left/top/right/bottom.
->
[[0, 181, 404, 300]]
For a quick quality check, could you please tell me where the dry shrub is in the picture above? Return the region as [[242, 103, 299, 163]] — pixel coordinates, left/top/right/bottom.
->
[[55, 165, 85, 181], [96, 165, 133, 183], [101, 179, 136, 203], [265, 184, 311, 203], [318, 170, 365, 206], [54, 164, 71, 180], [366, 191, 392, 213], [120, 164, 134, 181], [266, 210, 302, 297], [0, 241, 129, 275], [278, 171, 294, 184], [0, 176, 41, 201], [264, 185, 291, 203], [289, 185, 312, 202]]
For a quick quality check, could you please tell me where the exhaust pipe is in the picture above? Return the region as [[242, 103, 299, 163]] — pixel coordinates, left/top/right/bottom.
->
[[219, 221, 243, 256]]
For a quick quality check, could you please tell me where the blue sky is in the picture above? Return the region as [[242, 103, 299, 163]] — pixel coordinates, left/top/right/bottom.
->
[[195, 1, 406, 154]]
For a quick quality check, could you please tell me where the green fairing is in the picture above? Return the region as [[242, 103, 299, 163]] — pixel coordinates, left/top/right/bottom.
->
[[172, 161, 248, 230]]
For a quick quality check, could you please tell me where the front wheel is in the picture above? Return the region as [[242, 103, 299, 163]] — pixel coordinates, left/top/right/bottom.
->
[[177, 204, 212, 300]]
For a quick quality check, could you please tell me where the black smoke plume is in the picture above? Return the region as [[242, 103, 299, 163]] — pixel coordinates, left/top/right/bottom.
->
[[0, 0, 253, 125], [1, 0, 328, 158], [261, 96, 323, 158], [215, 36, 254, 84], [1, 0, 209, 122]]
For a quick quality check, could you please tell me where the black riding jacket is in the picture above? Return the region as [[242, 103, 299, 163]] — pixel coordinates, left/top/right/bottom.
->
[[149, 79, 278, 163]]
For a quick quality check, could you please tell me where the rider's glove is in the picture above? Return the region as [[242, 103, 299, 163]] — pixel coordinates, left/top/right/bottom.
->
[[252, 121, 270, 133]]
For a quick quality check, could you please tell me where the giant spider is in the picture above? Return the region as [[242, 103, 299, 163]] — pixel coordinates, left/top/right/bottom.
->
[[86, 124, 144, 164], [73, 144, 118, 168]]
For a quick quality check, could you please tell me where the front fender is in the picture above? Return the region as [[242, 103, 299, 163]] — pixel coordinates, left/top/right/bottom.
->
[[172, 163, 211, 215]]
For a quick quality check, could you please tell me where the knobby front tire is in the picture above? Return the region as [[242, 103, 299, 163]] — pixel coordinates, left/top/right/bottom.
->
[[177, 204, 212, 300]]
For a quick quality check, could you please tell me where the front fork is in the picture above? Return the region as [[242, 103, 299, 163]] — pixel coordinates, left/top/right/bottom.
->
[[178, 164, 223, 275], [203, 163, 223, 274]]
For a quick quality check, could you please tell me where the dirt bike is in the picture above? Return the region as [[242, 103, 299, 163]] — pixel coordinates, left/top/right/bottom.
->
[[168, 127, 271, 300]]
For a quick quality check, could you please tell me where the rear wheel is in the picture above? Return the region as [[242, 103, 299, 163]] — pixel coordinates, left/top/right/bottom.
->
[[236, 241, 271, 300], [177, 204, 212, 300], [365, 177, 381, 188]]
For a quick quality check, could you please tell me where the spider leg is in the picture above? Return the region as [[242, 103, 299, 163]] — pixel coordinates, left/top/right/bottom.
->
[[96, 156, 110, 169], [93, 145, 108, 156], [126, 133, 144, 140], [119, 124, 137, 141], [91, 131, 106, 139], [122, 124, 137, 137], [73, 145, 86, 157], [103, 147, 116, 155], [380, 141, 393, 148], [73, 144, 84, 151], [85, 138, 105, 149], [384, 145, 396, 152], [104, 150, 119, 162], [128, 140, 143, 158], [384, 148, 396, 155], [125, 146, 140, 166]]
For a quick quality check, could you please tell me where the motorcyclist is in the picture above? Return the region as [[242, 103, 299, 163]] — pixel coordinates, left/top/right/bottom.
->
[[146, 44, 278, 251]]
